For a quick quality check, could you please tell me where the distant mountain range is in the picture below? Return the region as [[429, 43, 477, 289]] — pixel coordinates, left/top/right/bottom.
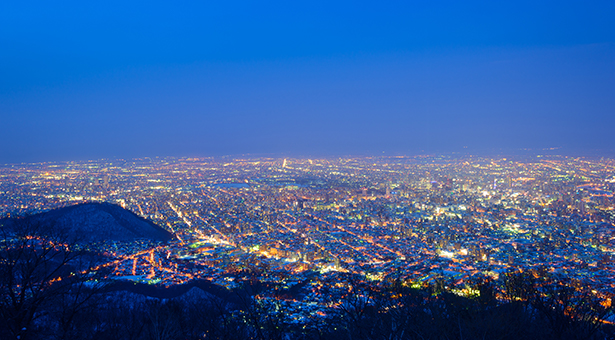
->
[[4, 202, 173, 243]]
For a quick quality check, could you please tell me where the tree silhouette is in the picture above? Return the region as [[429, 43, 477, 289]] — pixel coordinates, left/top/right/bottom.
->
[[0, 217, 109, 339], [502, 269, 613, 340]]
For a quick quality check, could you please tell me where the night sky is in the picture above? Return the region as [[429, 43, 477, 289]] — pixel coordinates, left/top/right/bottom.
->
[[1, 1, 614, 163]]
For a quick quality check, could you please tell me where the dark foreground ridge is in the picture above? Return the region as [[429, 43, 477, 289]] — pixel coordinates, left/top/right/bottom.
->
[[13, 202, 173, 243]]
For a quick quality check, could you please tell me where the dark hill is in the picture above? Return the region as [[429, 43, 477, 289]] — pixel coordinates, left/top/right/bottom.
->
[[19, 202, 174, 243]]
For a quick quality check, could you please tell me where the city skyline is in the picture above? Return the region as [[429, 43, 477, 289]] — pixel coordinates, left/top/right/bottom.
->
[[3, 153, 614, 338], [3, 154, 615, 288]]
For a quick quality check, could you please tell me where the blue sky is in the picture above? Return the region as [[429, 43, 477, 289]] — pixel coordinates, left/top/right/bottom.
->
[[1, 1, 614, 162]]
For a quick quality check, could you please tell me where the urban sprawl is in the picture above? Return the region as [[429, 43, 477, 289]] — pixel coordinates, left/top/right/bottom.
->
[[2, 155, 615, 321]]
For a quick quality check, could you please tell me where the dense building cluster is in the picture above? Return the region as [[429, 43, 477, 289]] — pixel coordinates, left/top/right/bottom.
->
[[1, 155, 615, 322]]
